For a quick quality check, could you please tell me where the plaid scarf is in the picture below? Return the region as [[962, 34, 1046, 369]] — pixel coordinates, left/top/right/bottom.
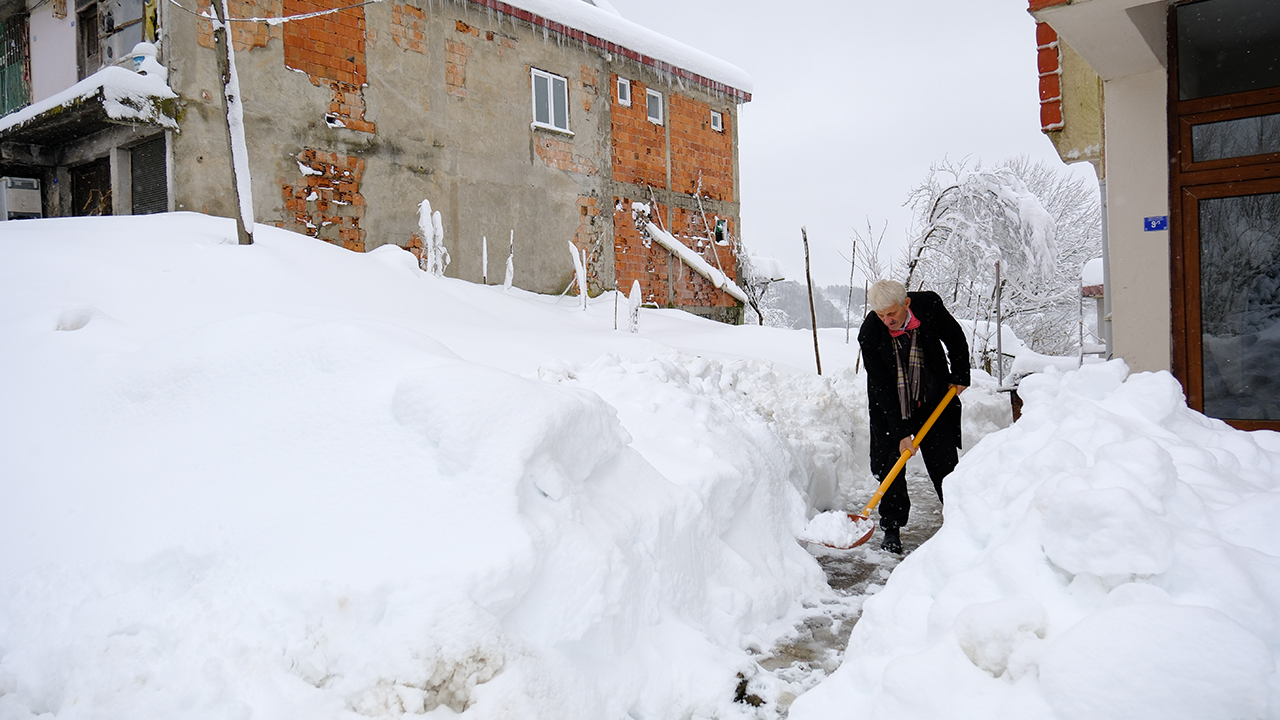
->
[[893, 327, 925, 420]]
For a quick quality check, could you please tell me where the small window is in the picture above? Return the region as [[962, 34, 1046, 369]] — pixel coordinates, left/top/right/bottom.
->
[[531, 68, 569, 132], [710, 110, 723, 132], [617, 77, 631, 107], [646, 88, 663, 125]]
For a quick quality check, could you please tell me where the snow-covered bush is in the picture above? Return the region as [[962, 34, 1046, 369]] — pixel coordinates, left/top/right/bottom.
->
[[417, 198, 449, 276]]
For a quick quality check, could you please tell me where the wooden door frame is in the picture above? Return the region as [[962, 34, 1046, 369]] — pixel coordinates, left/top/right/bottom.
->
[[1168, 0, 1280, 432]]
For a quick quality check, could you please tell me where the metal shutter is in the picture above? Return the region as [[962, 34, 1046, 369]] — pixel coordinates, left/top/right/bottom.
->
[[130, 136, 167, 215]]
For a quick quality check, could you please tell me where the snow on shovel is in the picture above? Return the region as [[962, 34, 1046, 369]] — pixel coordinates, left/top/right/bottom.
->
[[808, 386, 959, 551]]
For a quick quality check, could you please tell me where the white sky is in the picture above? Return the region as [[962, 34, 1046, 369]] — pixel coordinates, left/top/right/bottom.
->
[[605, 0, 1100, 287]]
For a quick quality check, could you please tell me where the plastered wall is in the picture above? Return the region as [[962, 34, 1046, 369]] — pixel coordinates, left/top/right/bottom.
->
[[1102, 68, 1171, 373]]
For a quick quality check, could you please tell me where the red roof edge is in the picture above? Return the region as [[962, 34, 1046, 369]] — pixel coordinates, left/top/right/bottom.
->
[[465, 0, 751, 101], [1028, 0, 1070, 11]]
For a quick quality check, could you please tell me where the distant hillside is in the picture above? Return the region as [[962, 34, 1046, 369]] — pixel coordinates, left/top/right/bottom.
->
[[764, 281, 868, 330]]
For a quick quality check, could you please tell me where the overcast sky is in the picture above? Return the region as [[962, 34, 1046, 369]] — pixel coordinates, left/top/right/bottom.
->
[[605, 0, 1099, 287]]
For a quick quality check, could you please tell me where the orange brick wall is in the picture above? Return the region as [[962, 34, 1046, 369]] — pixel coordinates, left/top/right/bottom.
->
[[611, 75, 667, 189], [282, 0, 374, 133], [282, 149, 367, 251], [614, 199, 671, 305], [1036, 22, 1064, 131], [283, 0, 366, 85], [196, 0, 281, 50], [613, 199, 738, 308], [536, 136, 598, 175], [669, 94, 733, 201], [669, 205, 737, 308], [390, 3, 428, 54]]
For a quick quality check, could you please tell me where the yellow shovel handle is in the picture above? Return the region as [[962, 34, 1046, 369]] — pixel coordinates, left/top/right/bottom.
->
[[858, 385, 958, 517]]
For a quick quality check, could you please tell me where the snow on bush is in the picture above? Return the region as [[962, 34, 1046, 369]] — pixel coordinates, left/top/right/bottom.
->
[[789, 361, 1280, 720]]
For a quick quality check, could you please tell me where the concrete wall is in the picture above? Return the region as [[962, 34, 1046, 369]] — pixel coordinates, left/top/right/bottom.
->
[[161, 0, 743, 303], [1101, 68, 1170, 373], [26, 0, 77, 103]]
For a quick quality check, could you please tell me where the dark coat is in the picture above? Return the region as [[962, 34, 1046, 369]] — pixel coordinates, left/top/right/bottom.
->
[[858, 291, 970, 451]]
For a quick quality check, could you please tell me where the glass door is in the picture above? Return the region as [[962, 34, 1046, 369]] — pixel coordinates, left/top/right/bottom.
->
[[1170, 0, 1280, 430], [1180, 181, 1280, 423]]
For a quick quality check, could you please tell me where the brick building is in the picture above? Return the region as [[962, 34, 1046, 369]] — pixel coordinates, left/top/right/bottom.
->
[[0, 0, 751, 320], [1028, 0, 1280, 431]]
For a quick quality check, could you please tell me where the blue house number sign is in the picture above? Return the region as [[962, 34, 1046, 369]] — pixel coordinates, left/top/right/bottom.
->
[[1144, 216, 1169, 231]]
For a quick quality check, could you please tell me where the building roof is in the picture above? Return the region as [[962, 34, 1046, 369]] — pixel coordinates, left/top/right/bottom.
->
[[471, 0, 753, 100], [0, 66, 177, 145]]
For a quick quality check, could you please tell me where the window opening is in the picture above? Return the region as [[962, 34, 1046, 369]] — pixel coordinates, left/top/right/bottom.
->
[[710, 110, 723, 132], [531, 68, 569, 132], [617, 77, 630, 106], [646, 88, 662, 125], [77, 1, 100, 79], [0, 15, 31, 116]]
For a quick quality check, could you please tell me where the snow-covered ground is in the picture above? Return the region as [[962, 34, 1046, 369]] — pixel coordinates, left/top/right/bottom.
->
[[790, 361, 1280, 720], [2, 213, 1276, 719], [0, 214, 914, 719]]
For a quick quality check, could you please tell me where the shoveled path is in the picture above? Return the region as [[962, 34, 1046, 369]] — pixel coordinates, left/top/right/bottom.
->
[[752, 469, 945, 716]]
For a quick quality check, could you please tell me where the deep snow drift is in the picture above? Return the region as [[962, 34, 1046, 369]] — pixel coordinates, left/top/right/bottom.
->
[[6, 213, 1272, 720], [790, 361, 1280, 720], [0, 213, 919, 719]]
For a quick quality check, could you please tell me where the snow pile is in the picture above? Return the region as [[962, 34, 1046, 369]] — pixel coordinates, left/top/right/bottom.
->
[[0, 65, 176, 134], [789, 361, 1280, 720], [0, 213, 879, 719], [798, 512, 873, 549]]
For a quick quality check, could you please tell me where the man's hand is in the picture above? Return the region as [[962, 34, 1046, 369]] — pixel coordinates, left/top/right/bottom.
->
[[951, 384, 968, 395], [899, 436, 916, 456]]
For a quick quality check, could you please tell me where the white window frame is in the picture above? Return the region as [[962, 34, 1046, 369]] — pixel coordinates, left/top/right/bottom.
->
[[531, 67, 571, 134], [710, 110, 723, 132], [617, 77, 631, 107], [646, 88, 663, 125]]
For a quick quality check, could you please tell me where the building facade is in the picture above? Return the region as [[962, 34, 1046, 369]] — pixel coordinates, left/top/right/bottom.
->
[[1030, 0, 1280, 431], [0, 0, 750, 320]]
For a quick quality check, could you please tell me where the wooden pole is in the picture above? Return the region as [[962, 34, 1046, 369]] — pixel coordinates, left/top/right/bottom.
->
[[802, 227, 822, 375], [995, 260, 1004, 383], [211, 0, 252, 245], [846, 236, 856, 344]]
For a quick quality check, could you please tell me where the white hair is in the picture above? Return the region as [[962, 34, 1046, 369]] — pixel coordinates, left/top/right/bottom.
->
[[868, 279, 908, 312]]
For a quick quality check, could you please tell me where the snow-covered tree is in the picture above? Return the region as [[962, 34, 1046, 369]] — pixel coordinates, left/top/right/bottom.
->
[[900, 157, 1100, 359], [730, 234, 788, 327]]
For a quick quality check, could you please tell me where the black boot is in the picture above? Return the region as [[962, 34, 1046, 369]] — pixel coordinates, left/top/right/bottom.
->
[[880, 526, 902, 554]]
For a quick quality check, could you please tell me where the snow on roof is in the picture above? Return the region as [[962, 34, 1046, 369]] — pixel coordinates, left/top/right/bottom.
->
[[470, 0, 753, 99], [0, 65, 177, 135], [1081, 257, 1104, 287], [751, 255, 786, 282]]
